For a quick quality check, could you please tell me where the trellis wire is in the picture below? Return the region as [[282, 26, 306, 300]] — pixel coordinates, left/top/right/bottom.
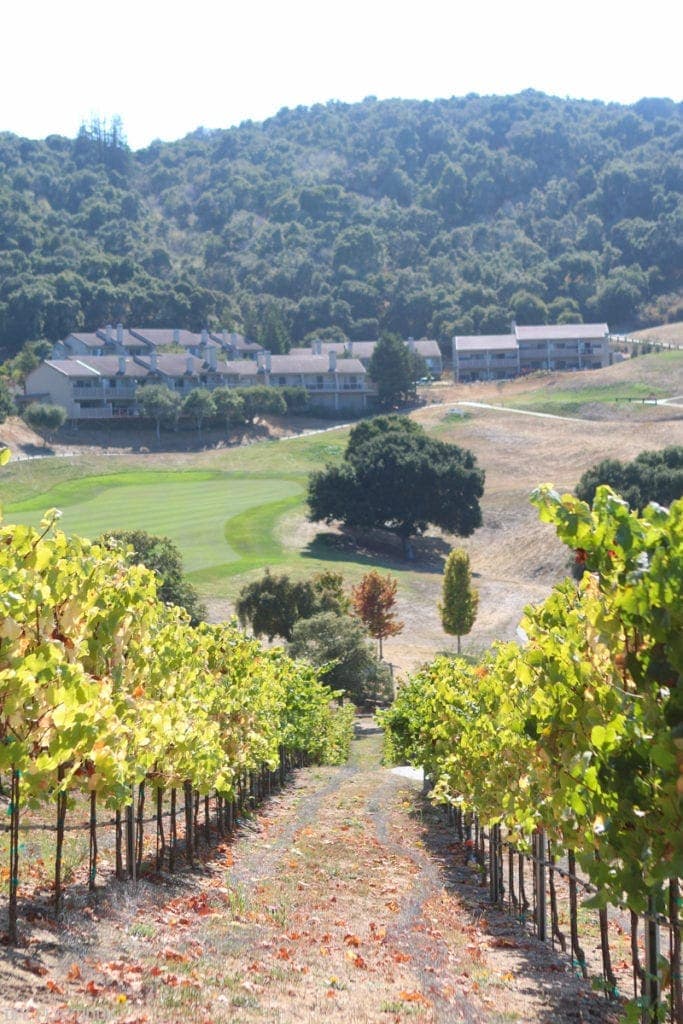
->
[[447, 805, 681, 1024], [0, 748, 304, 940]]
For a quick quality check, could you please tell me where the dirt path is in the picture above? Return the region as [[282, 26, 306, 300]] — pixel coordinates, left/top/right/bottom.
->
[[3, 727, 622, 1024]]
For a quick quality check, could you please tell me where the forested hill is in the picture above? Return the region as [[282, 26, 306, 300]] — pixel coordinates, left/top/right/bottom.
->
[[1, 91, 681, 359]]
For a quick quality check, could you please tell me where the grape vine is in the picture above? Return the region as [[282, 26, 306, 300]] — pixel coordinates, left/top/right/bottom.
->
[[0, 503, 353, 939], [381, 487, 682, 1014]]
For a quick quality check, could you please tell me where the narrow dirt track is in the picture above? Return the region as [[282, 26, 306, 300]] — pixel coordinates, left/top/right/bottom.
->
[[3, 726, 622, 1024]]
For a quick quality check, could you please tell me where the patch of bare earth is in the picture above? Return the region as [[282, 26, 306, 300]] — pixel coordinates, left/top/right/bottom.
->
[[2, 726, 623, 1024]]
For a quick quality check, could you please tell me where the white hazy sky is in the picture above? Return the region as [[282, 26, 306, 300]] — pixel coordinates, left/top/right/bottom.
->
[[3, 0, 681, 150]]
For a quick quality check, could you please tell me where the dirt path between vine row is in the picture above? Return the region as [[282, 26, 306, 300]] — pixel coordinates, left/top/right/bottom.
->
[[2, 725, 623, 1024]]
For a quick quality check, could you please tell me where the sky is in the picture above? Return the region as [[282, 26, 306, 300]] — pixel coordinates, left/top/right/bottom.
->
[[3, 0, 681, 150]]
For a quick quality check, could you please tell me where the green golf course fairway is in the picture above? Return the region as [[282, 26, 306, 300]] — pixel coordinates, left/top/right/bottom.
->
[[5, 470, 304, 577]]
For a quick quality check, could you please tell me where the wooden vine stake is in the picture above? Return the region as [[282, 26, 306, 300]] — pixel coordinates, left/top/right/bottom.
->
[[547, 840, 566, 952], [88, 791, 97, 891], [169, 788, 177, 872], [54, 764, 67, 919], [598, 906, 617, 999], [155, 787, 165, 872], [567, 850, 588, 979], [115, 809, 124, 880], [7, 769, 20, 945], [669, 878, 682, 1024], [643, 894, 660, 1023], [518, 850, 529, 921], [135, 782, 145, 875], [184, 781, 194, 867]]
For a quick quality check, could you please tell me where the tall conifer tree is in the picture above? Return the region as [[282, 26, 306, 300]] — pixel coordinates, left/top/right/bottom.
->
[[439, 548, 478, 655]]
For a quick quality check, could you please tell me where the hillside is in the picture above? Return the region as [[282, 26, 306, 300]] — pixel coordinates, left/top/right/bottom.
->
[[0, 92, 681, 360], [632, 320, 683, 346], [2, 353, 681, 675]]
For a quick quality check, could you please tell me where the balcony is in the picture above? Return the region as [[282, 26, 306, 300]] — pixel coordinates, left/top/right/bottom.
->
[[74, 404, 114, 419]]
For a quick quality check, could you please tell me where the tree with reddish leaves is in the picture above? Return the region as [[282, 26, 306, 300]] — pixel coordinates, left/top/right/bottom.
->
[[351, 570, 404, 659]]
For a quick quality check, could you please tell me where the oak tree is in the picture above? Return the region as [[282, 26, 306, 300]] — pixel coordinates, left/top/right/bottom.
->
[[308, 415, 484, 557], [575, 446, 683, 511], [289, 611, 392, 705], [137, 384, 181, 440]]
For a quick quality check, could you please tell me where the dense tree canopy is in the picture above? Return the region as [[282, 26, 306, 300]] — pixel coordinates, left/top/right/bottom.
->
[[137, 384, 181, 439], [22, 402, 66, 443], [308, 415, 484, 556], [98, 529, 206, 624], [575, 446, 683, 510], [182, 387, 216, 438], [288, 611, 392, 705], [0, 380, 14, 423], [0, 92, 681, 360], [235, 569, 348, 641], [367, 333, 425, 407]]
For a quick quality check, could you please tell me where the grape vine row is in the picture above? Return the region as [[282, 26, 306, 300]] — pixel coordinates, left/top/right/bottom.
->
[[0, 501, 354, 941], [381, 486, 682, 1019]]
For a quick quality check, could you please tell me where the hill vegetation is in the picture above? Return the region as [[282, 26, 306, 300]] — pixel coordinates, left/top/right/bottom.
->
[[3, 352, 680, 673], [0, 92, 681, 360]]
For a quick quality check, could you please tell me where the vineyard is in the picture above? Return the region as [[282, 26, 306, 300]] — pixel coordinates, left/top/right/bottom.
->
[[0, 455, 354, 946], [381, 486, 683, 1022]]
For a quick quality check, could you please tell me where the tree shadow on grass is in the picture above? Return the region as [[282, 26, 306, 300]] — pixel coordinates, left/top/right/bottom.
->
[[302, 525, 452, 574], [19, 442, 54, 456]]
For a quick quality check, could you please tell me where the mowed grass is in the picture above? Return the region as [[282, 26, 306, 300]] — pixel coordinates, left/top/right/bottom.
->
[[1, 430, 432, 608], [4, 469, 305, 575], [504, 378, 673, 415]]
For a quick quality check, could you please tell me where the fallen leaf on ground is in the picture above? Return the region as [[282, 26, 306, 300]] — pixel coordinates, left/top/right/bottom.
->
[[23, 959, 48, 977], [489, 936, 520, 948], [162, 947, 189, 963], [400, 990, 430, 1003]]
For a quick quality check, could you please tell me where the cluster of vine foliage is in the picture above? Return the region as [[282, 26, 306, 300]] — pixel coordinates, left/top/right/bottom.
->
[[0, 505, 354, 819], [381, 486, 682, 915]]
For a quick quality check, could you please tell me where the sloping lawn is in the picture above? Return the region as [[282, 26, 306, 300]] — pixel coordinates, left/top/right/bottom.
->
[[5, 469, 304, 574]]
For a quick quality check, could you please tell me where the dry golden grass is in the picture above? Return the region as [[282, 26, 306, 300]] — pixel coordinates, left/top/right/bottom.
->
[[382, 396, 682, 673], [631, 321, 683, 346]]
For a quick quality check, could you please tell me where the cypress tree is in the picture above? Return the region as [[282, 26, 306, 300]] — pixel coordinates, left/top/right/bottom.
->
[[439, 548, 478, 655]]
